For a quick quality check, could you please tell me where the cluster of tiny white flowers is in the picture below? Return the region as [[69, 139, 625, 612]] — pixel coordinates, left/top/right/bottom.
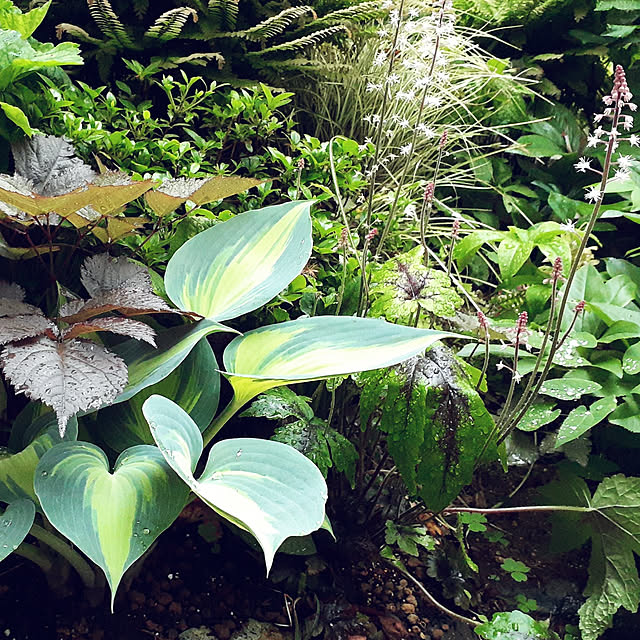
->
[[577, 65, 638, 203]]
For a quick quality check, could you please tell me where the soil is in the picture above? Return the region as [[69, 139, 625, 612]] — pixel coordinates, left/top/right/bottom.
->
[[0, 470, 638, 640]]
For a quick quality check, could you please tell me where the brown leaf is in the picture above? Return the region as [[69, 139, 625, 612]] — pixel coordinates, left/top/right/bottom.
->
[[62, 317, 156, 345], [0, 336, 128, 435], [0, 315, 57, 345]]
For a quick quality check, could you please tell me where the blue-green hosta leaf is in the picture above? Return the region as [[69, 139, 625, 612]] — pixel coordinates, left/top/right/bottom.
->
[[0, 414, 77, 507], [165, 201, 312, 321], [34, 442, 189, 606], [555, 397, 617, 448], [223, 316, 457, 405], [539, 378, 602, 401], [112, 319, 231, 405], [142, 395, 327, 573], [93, 338, 219, 453], [0, 499, 36, 563]]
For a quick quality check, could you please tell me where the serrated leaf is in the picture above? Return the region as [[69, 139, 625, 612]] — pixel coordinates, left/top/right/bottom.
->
[[0, 500, 36, 564], [81, 253, 146, 296], [539, 378, 602, 400], [0, 314, 55, 344], [556, 397, 617, 448], [0, 0, 51, 37], [145, 176, 262, 216], [62, 317, 156, 345], [142, 395, 328, 573], [241, 387, 314, 422], [0, 336, 128, 435], [369, 245, 463, 324], [476, 611, 560, 639], [578, 475, 640, 640], [35, 441, 189, 607], [358, 346, 496, 511]]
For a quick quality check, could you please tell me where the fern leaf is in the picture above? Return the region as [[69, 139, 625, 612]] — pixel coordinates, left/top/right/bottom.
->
[[207, 0, 239, 31], [314, 1, 387, 27], [145, 7, 199, 42], [55, 22, 104, 44], [248, 24, 349, 56], [132, 0, 149, 20], [229, 6, 316, 42], [87, 0, 134, 48]]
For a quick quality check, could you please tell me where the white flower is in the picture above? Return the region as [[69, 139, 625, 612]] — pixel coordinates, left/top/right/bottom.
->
[[613, 169, 631, 181], [386, 73, 400, 85], [574, 157, 592, 173], [399, 143, 413, 155], [630, 134, 639, 147], [622, 115, 634, 131], [496, 360, 506, 371], [587, 134, 602, 148], [408, 8, 420, 18], [513, 371, 523, 384], [366, 82, 382, 93], [585, 186, 602, 203], [377, 28, 389, 38], [618, 155, 634, 170], [561, 220, 577, 233], [416, 123, 436, 138], [397, 117, 411, 129], [373, 51, 387, 67]]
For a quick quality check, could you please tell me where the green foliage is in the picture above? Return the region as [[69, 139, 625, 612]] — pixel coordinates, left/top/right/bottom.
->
[[242, 387, 358, 485], [369, 245, 464, 325], [358, 345, 496, 511], [383, 520, 436, 557], [475, 611, 560, 640], [500, 557, 530, 582], [0, 0, 81, 141]]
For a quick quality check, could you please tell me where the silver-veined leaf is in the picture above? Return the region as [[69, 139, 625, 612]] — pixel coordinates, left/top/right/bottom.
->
[[35, 441, 190, 607], [142, 394, 327, 573], [164, 201, 312, 321]]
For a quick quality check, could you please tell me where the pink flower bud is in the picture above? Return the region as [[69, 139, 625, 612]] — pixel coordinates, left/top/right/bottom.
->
[[424, 182, 435, 203], [365, 228, 379, 242], [439, 130, 448, 149], [575, 301, 586, 314], [477, 310, 489, 332], [452, 219, 460, 238]]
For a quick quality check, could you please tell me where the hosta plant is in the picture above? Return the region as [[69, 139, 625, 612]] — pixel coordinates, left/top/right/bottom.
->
[[0, 198, 457, 607]]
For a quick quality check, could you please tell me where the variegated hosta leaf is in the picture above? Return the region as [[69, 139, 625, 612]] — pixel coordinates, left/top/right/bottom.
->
[[165, 201, 312, 321], [0, 337, 128, 435], [0, 500, 36, 564], [35, 442, 190, 606], [112, 319, 233, 405], [142, 395, 327, 573], [223, 316, 458, 405], [145, 176, 263, 217], [94, 338, 219, 453], [0, 413, 77, 506], [0, 314, 56, 345], [62, 317, 156, 345]]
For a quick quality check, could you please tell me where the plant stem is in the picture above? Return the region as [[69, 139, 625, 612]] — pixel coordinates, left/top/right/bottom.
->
[[14, 542, 54, 573], [443, 505, 589, 515], [30, 524, 96, 588]]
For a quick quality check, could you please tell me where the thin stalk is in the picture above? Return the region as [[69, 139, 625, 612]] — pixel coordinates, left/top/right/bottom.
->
[[475, 327, 490, 393], [385, 560, 480, 627], [328, 136, 357, 250], [443, 505, 589, 515], [30, 523, 96, 588], [13, 542, 54, 573], [203, 395, 248, 446]]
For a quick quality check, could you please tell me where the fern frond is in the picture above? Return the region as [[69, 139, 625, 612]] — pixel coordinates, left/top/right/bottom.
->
[[132, 0, 149, 20], [87, 0, 134, 48], [207, 0, 239, 31], [56, 22, 104, 44], [145, 8, 199, 42], [314, 1, 387, 27], [162, 51, 225, 70], [248, 24, 349, 55], [230, 6, 316, 42]]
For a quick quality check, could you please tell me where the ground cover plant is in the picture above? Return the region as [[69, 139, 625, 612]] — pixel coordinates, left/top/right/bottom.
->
[[1, 1, 640, 639]]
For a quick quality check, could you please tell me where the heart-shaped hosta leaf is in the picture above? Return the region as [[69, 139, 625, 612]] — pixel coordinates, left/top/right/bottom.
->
[[0, 414, 77, 506], [0, 500, 36, 564], [35, 442, 190, 606], [165, 201, 312, 321], [113, 319, 232, 405], [223, 316, 457, 405], [142, 395, 327, 573], [0, 336, 128, 435], [145, 176, 263, 216], [94, 338, 219, 453]]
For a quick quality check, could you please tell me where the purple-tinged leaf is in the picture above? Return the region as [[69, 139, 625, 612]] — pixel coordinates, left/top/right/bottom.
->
[[11, 135, 96, 196], [62, 317, 156, 346], [145, 175, 263, 216], [0, 315, 57, 345], [58, 299, 86, 318], [0, 281, 26, 301], [81, 254, 146, 296], [0, 336, 128, 435]]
